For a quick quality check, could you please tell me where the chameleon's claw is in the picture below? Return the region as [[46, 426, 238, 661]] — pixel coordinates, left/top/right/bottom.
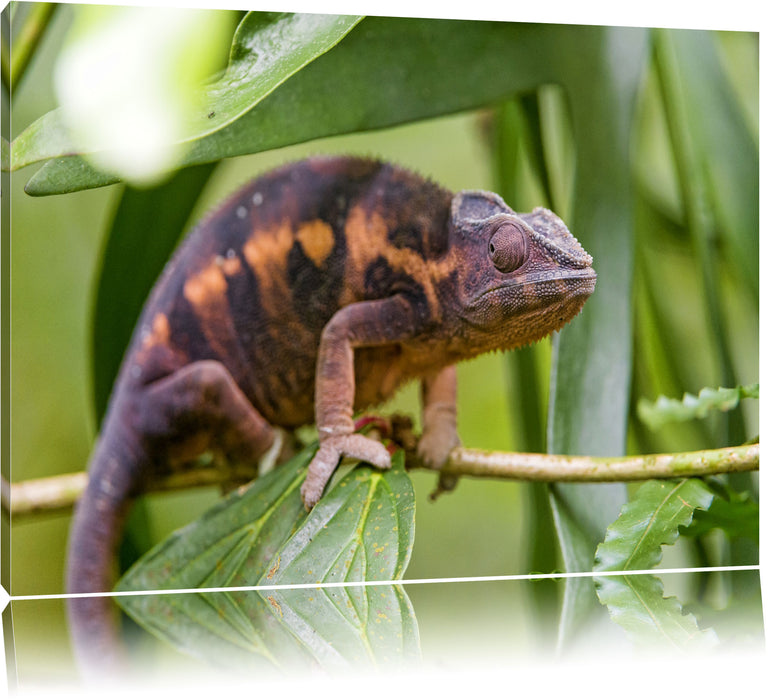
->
[[417, 425, 460, 470], [301, 434, 391, 510]]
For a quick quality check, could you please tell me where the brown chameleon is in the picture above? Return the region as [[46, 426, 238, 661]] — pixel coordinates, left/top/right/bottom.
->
[[66, 155, 596, 672]]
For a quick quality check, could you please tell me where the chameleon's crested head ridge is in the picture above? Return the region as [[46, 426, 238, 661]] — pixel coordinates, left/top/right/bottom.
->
[[522, 207, 593, 269], [451, 190, 512, 236]]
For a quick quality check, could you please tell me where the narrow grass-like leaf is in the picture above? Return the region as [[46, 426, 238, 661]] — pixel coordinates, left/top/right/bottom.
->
[[488, 96, 549, 456], [661, 30, 758, 302], [548, 491, 599, 646], [116, 449, 418, 669], [593, 479, 717, 649], [12, 12, 363, 175], [545, 26, 648, 645], [654, 30, 748, 447], [637, 383, 759, 431], [629, 203, 715, 453]]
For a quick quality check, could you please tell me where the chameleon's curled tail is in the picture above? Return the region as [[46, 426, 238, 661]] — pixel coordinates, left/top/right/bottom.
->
[[65, 417, 146, 678]]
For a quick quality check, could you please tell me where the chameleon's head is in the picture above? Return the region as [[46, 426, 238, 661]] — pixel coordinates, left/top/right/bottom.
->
[[449, 190, 596, 350]]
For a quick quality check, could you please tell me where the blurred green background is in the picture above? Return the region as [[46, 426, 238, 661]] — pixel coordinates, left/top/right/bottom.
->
[[5, 4, 759, 681]]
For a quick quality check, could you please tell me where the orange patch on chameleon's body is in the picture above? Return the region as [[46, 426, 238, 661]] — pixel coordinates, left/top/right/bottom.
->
[[341, 205, 388, 304], [242, 222, 295, 315], [243, 221, 294, 273], [296, 220, 335, 267], [182, 261, 237, 361], [343, 204, 449, 319], [141, 312, 171, 350], [241, 222, 311, 348], [183, 264, 227, 310], [218, 254, 242, 277]]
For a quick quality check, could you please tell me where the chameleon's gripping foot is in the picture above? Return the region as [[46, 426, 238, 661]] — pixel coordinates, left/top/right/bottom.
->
[[301, 433, 391, 510]]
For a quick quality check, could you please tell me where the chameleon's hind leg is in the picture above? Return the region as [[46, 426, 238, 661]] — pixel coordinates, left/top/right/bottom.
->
[[137, 360, 277, 475]]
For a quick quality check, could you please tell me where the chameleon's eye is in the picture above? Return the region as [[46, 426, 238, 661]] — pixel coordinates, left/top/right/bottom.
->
[[488, 223, 527, 273]]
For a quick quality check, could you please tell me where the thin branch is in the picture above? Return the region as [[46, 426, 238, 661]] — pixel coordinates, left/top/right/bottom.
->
[[412, 442, 759, 482], [1, 442, 759, 519]]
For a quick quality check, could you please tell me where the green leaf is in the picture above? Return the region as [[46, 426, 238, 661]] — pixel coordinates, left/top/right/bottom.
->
[[681, 482, 759, 543], [593, 574, 719, 650], [260, 456, 415, 586], [594, 479, 714, 572], [24, 19, 649, 195], [14, 12, 363, 186], [116, 448, 418, 669], [92, 163, 216, 423], [200, 13, 364, 141], [637, 383, 759, 431], [23, 152, 122, 194], [117, 444, 314, 594], [47, 6, 234, 186], [629, 208, 715, 453], [256, 451, 418, 667], [593, 479, 718, 649], [547, 491, 600, 646]]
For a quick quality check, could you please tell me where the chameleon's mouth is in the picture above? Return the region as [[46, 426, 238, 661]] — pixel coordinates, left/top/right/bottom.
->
[[462, 267, 597, 337], [567, 268, 597, 297], [472, 267, 597, 305]]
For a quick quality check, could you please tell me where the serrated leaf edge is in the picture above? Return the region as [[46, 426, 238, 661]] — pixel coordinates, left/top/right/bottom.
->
[[637, 382, 759, 430]]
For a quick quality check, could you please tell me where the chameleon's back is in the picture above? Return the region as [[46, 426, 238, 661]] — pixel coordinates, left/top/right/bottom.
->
[[122, 156, 453, 428]]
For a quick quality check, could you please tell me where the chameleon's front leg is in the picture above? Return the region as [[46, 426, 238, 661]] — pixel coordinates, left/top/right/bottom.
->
[[301, 296, 418, 509], [418, 364, 461, 468]]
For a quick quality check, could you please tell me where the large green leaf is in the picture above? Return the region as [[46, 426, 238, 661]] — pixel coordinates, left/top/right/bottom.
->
[[593, 479, 717, 649], [117, 444, 314, 594], [116, 448, 419, 669], [259, 457, 415, 586], [11, 12, 363, 181], [91, 163, 216, 423], [22, 19, 651, 195], [255, 455, 417, 667]]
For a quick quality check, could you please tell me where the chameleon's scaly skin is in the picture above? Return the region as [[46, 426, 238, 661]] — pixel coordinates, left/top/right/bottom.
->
[[66, 156, 596, 673]]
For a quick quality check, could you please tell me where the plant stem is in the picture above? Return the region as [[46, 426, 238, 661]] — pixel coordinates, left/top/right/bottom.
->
[[2, 2, 58, 96], [2, 442, 758, 519]]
